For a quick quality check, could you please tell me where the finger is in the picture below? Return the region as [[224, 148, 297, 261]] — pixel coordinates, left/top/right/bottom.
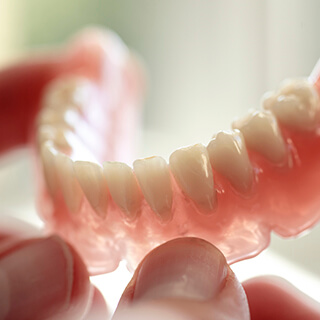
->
[[0, 235, 91, 320], [84, 287, 109, 320], [243, 276, 320, 320], [113, 237, 249, 320]]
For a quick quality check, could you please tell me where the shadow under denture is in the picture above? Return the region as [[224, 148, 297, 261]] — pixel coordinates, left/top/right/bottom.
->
[[33, 30, 320, 275]]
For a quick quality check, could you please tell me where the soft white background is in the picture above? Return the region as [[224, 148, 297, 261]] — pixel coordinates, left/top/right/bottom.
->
[[0, 0, 320, 309]]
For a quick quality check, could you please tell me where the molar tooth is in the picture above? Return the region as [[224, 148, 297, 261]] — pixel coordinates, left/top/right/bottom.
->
[[262, 78, 320, 130], [169, 144, 215, 213], [55, 153, 82, 213], [103, 162, 141, 220], [74, 161, 108, 219], [232, 110, 286, 164], [207, 130, 253, 193], [40, 142, 59, 197], [43, 76, 92, 111], [133, 156, 172, 222], [38, 125, 71, 151]]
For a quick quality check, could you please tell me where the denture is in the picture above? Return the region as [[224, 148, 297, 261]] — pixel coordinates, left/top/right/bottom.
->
[[14, 29, 320, 275]]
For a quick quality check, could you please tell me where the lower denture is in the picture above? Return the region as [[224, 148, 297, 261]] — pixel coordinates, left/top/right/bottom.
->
[[30, 30, 320, 275]]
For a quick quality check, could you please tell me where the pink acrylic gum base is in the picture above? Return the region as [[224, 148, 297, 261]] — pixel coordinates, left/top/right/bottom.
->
[[33, 32, 320, 275]]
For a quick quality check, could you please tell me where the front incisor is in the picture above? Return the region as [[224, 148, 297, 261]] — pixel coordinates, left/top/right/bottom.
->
[[232, 110, 287, 164], [133, 156, 173, 222], [262, 78, 320, 130], [169, 144, 215, 213], [74, 161, 108, 219], [103, 161, 141, 220], [207, 130, 253, 193]]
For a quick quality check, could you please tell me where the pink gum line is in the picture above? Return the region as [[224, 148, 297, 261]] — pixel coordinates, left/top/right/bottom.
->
[[35, 71, 320, 275]]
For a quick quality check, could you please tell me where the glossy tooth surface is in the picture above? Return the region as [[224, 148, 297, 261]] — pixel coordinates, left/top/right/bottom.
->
[[133, 156, 172, 221], [40, 142, 59, 197], [170, 144, 215, 213], [37, 107, 81, 129], [42, 76, 92, 112], [74, 161, 108, 219], [55, 153, 82, 213], [38, 125, 71, 151], [103, 162, 141, 220], [232, 110, 286, 164], [262, 78, 320, 130], [207, 130, 253, 193]]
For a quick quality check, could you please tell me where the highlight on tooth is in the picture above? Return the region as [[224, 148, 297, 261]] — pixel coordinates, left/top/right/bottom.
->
[[42, 76, 94, 112], [40, 142, 59, 198], [103, 161, 141, 220], [133, 156, 173, 222], [232, 110, 287, 164], [55, 152, 83, 213], [262, 78, 320, 130], [169, 143, 215, 213], [207, 130, 253, 193], [74, 161, 108, 219]]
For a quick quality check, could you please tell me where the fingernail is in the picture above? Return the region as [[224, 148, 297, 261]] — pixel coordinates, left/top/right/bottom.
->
[[0, 236, 75, 320], [133, 238, 228, 302]]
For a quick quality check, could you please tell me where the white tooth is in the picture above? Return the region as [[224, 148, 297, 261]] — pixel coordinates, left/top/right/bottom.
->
[[40, 142, 59, 197], [55, 153, 82, 213], [43, 76, 92, 112], [133, 156, 172, 222], [38, 125, 71, 151], [74, 161, 108, 219], [169, 144, 215, 213], [37, 107, 81, 129], [232, 110, 286, 164], [262, 78, 320, 130], [207, 130, 253, 193], [103, 161, 141, 220]]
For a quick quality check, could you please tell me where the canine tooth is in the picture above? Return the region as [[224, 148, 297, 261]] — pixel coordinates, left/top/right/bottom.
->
[[262, 78, 320, 130], [103, 162, 141, 220], [40, 142, 59, 197], [133, 156, 172, 221], [43, 76, 92, 111], [232, 110, 286, 164], [169, 144, 215, 213], [55, 153, 82, 213], [207, 130, 253, 192], [74, 161, 108, 219]]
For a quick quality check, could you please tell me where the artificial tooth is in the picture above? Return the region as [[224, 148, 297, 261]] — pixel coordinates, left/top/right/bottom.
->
[[103, 161, 141, 220], [262, 78, 320, 130], [37, 107, 81, 129], [207, 130, 253, 193], [169, 144, 215, 213], [40, 142, 59, 197], [74, 161, 108, 219], [232, 110, 286, 164], [42, 76, 92, 112], [133, 156, 172, 222], [55, 153, 82, 213], [38, 125, 71, 151]]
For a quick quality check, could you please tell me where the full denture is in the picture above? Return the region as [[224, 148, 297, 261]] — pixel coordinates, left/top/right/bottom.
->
[[10, 29, 320, 275]]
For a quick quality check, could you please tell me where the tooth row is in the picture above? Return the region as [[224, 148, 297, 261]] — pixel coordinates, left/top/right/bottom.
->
[[37, 76, 93, 152], [40, 76, 319, 222]]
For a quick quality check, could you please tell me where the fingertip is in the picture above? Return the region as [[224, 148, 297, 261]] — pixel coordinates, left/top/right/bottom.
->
[[114, 237, 249, 320]]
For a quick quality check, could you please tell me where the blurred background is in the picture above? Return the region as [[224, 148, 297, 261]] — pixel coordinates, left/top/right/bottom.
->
[[0, 0, 320, 310]]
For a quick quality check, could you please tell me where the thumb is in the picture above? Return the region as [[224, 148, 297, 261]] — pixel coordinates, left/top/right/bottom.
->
[[113, 237, 249, 320]]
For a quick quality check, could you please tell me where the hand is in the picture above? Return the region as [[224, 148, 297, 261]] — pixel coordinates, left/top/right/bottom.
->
[[1, 218, 320, 320]]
